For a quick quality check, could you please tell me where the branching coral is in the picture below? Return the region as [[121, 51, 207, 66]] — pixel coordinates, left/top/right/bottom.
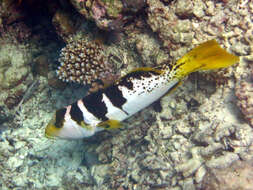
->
[[56, 38, 115, 87]]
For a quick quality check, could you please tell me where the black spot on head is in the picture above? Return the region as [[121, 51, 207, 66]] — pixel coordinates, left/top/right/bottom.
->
[[55, 108, 67, 128]]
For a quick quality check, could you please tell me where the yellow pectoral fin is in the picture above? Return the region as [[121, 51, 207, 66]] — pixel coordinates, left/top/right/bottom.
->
[[45, 122, 60, 139], [98, 119, 122, 130]]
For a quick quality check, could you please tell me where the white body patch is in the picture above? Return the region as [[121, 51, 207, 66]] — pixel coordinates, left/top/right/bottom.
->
[[119, 75, 179, 118], [102, 93, 128, 121], [59, 106, 102, 139]]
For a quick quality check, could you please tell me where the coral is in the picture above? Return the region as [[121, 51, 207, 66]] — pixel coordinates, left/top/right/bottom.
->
[[235, 65, 253, 127], [69, 0, 146, 30], [0, 42, 35, 110], [135, 33, 169, 67], [0, 106, 14, 131], [199, 158, 253, 190], [0, 3, 39, 111], [232, 5, 253, 127], [146, 0, 252, 62], [0, 22, 31, 44], [0, 0, 26, 25], [0, 0, 32, 44], [47, 71, 68, 90], [146, 0, 194, 59], [4, 90, 24, 109], [0, 0, 64, 109], [56, 37, 116, 87], [32, 55, 50, 77], [0, 43, 32, 90], [52, 10, 76, 42]]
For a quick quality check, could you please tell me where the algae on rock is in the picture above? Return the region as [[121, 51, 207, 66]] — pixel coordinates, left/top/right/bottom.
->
[[0, 43, 32, 90]]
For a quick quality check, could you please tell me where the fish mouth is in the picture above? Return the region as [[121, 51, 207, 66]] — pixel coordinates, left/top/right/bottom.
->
[[45, 131, 56, 139], [45, 120, 60, 139]]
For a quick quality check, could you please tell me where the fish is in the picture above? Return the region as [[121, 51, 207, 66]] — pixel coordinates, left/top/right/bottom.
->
[[45, 40, 239, 139]]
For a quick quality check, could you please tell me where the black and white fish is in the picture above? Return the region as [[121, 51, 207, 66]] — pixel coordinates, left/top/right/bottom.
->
[[45, 40, 239, 139]]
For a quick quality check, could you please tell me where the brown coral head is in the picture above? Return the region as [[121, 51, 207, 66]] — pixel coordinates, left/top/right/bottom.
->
[[56, 38, 114, 85]]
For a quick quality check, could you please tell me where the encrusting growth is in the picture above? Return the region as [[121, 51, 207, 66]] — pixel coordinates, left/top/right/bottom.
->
[[56, 38, 114, 85]]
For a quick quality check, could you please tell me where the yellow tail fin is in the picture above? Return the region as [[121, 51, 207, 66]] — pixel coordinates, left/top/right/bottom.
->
[[174, 40, 239, 78]]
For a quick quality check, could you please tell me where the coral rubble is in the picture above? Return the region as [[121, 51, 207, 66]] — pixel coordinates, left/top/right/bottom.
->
[[235, 61, 253, 127], [200, 158, 253, 190], [0, 41, 35, 109], [235, 77, 253, 127]]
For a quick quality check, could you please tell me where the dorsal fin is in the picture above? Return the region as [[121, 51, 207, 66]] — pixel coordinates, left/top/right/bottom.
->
[[128, 67, 164, 74]]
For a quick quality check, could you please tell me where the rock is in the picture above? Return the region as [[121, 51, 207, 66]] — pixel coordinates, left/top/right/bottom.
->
[[7, 156, 23, 170], [69, 0, 146, 30], [175, 0, 194, 18], [33, 55, 50, 77], [200, 159, 253, 190], [52, 10, 76, 42]]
